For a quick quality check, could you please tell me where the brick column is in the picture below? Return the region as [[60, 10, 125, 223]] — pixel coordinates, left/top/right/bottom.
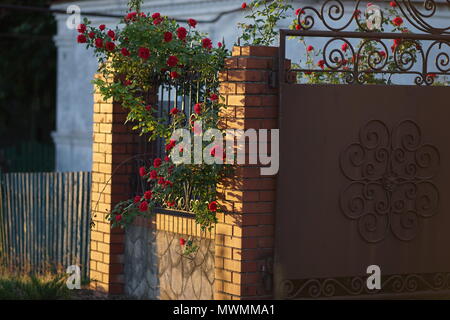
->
[[215, 46, 280, 300], [89, 75, 156, 295]]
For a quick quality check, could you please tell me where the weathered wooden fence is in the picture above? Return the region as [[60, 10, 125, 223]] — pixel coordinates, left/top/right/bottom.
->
[[0, 171, 91, 279]]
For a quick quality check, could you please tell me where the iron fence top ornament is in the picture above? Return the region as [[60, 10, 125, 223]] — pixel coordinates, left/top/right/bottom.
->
[[281, 0, 450, 85], [298, 0, 449, 35]]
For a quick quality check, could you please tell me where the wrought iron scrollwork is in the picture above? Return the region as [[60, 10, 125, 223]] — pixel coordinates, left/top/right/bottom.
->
[[283, 0, 450, 85], [339, 120, 440, 243], [280, 272, 450, 299], [298, 0, 449, 35]]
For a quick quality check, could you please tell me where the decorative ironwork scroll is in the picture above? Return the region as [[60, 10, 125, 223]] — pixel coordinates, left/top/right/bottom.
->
[[280, 272, 450, 299], [280, 0, 450, 85], [339, 120, 440, 243]]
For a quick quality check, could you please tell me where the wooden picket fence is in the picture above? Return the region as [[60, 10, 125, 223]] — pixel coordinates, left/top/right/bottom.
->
[[0, 171, 91, 279]]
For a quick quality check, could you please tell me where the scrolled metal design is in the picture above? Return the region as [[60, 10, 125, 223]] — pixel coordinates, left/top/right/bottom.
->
[[395, 0, 450, 35], [298, 0, 449, 35], [298, 0, 381, 32], [340, 120, 440, 243], [288, 0, 450, 85], [280, 272, 450, 299]]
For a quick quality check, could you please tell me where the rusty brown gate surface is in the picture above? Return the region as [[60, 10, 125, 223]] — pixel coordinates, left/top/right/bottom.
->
[[275, 84, 450, 299], [274, 0, 450, 299]]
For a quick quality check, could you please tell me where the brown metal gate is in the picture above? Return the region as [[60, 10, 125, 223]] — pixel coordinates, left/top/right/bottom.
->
[[274, 1, 450, 299]]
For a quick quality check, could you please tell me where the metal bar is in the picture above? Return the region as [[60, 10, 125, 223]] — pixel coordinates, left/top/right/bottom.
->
[[282, 29, 450, 41]]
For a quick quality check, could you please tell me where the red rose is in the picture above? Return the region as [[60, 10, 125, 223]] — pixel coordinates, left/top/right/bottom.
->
[[188, 18, 197, 28], [105, 41, 115, 51], [125, 12, 137, 21], [379, 51, 387, 57], [166, 139, 176, 151], [295, 8, 305, 16], [107, 30, 115, 39], [158, 177, 165, 185], [150, 170, 158, 179], [165, 180, 173, 188], [164, 156, 170, 162], [210, 145, 217, 157], [95, 38, 103, 48], [392, 17, 403, 26], [139, 166, 146, 177], [164, 32, 173, 42], [354, 9, 361, 17], [144, 190, 153, 200], [77, 34, 87, 43], [121, 47, 130, 56], [241, 2, 247, 9], [153, 158, 162, 168], [134, 195, 141, 203], [138, 47, 150, 60], [115, 214, 122, 222], [88, 32, 95, 39], [341, 43, 349, 52], [306, 45, 314, 52], [390, 1, 397, 7], [166, 55, 178, 67], [210, 93, 218, 101], [194, 103, 202, 114], [153, 18, 163, 25], [393, 38, 401, 46], [145, 105, 152, 111], [170, 107, 179, 115], [202, 38, 212, 49], [167, 201, 175, 207], [77, 24, 86, 33], [152, 12, 161, 19], [179, 238, 186, 245], [318, 59, 325, 69], [139, 201, 148, 212], [217, 42, 223, 48], [99, 24, 106, 31], [208, 201, 218, 212], [170, 71, 179, 79], [177, 27, 187, 40], [124, 79, 132, 86]]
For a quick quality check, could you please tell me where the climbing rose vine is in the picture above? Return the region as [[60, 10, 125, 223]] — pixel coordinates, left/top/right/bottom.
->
[[77, 1, 229, 233]]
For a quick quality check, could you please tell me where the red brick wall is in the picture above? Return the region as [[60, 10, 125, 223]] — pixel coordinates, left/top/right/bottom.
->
[[214, 46, 280, 300], [89, 75, 156, 295], [89, 46, 282, 300]]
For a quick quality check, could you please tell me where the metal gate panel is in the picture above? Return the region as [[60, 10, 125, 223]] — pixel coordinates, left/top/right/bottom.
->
[[275, 84, 450, 299]]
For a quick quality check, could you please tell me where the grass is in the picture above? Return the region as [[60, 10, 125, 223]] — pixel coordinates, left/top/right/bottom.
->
[[0, 273, 73, 300]]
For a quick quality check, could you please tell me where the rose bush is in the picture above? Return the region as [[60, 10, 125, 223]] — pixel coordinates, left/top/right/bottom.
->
[[77, 0, 229, 234]]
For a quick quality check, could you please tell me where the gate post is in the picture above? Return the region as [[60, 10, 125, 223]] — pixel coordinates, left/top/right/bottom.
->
[[215, 46, 281, 299], [89, 74, 156, 295]]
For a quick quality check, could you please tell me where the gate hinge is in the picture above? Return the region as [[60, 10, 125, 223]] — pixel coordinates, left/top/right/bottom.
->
[[269, 71, 278, 88]]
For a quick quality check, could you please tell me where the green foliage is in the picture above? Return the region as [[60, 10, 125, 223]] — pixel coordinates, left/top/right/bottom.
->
[[80, 4, 230, 239], [0, 0, 56, 145], [0, 273, 71, 300], [237, 0, 293, 46]]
